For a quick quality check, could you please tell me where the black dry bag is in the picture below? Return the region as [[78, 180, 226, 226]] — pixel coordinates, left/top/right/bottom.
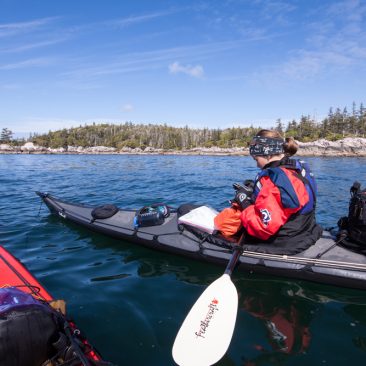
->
[[0, 288, 59, 366], [338, 181, 366, 246]]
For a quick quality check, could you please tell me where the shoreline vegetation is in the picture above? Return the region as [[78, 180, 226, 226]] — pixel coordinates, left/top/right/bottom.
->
[[1, 137, 366, 156], [2, 103, 366, 156]]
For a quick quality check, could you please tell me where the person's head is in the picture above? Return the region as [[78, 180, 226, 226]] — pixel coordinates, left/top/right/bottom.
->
[[249, 129, 298, 168]]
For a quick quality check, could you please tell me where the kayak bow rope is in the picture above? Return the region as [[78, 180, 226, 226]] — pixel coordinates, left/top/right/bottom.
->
[[172, 234, 245, 366]]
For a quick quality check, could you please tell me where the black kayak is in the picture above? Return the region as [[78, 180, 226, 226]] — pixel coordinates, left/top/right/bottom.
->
[[36, 192, 366, 290]]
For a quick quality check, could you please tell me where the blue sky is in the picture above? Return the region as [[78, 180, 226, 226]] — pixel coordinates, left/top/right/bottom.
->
[[1, 0, 366, 136]]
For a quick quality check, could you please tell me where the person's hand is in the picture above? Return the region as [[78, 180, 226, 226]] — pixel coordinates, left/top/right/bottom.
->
[[230, 184, 253, 210]]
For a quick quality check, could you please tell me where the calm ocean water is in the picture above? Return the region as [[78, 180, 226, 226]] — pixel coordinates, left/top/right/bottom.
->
[[1, 154, 366, 365]]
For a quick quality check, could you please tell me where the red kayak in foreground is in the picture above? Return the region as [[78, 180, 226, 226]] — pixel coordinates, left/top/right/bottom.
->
[[0, 246, 111, 366]]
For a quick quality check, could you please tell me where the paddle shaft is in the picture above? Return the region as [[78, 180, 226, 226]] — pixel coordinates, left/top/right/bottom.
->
[[224, 232, 246, 276], [224, 245, 243, 276]]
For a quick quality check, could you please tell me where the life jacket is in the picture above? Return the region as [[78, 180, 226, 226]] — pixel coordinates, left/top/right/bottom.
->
[[253, 158, 317, 214], [245, 158, 322, 253]]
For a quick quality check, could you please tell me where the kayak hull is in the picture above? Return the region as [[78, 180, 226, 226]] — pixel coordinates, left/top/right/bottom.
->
[[37, 192, 366, 290], [0, 245, 104, 363], [0, 246, 52, 301]]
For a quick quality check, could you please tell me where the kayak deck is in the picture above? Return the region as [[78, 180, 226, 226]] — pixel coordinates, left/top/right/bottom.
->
[[0, 246, 52, 301], [37, 192, 366, 290]]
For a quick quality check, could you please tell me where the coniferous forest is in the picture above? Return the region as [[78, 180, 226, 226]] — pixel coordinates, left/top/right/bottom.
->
[[2, 103, 366, 149]]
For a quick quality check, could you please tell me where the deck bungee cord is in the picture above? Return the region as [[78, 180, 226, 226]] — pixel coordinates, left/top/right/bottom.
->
[[36, 192, 366, 290], [42, 204, 366, 272], [240, 249, 366, 271]]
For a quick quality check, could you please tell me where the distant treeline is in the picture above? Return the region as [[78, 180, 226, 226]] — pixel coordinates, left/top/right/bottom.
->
[[3, 103, 366, 149], [31, 123, 259, 149]]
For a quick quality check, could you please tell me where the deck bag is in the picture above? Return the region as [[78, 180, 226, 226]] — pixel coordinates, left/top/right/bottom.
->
[[338, 181, 366, 250], [0, 287, 59, 366], [134, 203, 170, 228], [91, 204, 119, 222]]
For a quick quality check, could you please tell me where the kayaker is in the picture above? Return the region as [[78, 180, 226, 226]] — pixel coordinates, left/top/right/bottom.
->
[[215, 129, 322, 253]]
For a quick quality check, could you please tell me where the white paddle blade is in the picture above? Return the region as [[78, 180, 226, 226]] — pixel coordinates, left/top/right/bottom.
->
[[172, 274, 238, 366]]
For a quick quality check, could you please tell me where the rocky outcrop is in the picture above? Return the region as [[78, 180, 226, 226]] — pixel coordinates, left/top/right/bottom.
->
[[0, 142, 65, 154], [1, 138, 366, 156], [297, 138, 366, 156], [21, 142, 47, 152], [67, 145, 117, 154], [185, 146, 244, 155], [0, 144, 17, 152]]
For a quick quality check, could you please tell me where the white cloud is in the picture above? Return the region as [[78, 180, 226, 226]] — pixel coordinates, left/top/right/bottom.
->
[[261, 0, 297, 25], [282, 50, 352, 80], [250, 48, 354, 87], [107, 10, 179, 28], [0, 58, 52, 70], [0, 17, 58, 38], [1, 37, 68, 53], [62, 41, 237, 80], [327, 0, 366, 22], [249, 0, 366, 87], [169, 61, 204, 78], [122, 104, 134, 112], [0, 83, 21, 90]]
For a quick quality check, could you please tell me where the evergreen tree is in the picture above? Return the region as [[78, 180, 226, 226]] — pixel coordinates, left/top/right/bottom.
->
[[25, 101, 366, 149], [359, 103, 366, 137], [275, 119, 283, 134], [0, 128, 13, 143]]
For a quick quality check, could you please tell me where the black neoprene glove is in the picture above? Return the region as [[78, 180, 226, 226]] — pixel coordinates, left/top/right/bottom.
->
[[231, 183, 253, 210]]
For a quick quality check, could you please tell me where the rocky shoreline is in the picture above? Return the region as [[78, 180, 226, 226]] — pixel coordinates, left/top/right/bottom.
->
[[1, 138, 366, 156]]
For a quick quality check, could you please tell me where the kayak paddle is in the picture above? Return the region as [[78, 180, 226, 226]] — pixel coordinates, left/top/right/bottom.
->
[[172, 236, 244, 366]]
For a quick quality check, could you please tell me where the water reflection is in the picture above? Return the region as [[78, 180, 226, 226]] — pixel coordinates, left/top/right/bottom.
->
[[343, 303, 366, 353], [234, 278, 366, 365], [116, 246, 366, 364], [236, 279, 316, 365]]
